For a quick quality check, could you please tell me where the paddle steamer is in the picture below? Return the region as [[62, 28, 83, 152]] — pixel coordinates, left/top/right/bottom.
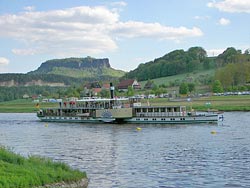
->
[[37, 84, 223, 124]]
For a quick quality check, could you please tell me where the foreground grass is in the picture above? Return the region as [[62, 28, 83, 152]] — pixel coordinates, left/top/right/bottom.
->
[[0, 147, 86, 188]]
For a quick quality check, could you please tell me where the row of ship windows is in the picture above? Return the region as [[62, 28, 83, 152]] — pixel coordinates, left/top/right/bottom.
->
[[47, 117, 81, 120], [136, 118, 186, 121]]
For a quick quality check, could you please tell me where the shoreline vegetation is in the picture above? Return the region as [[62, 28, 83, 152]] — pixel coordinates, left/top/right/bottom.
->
[[0, 147, 88, 188], [0, 95, 250, 113]]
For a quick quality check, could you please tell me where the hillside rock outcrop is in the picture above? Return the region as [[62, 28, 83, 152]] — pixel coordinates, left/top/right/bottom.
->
[[31, 57, 110, 74]]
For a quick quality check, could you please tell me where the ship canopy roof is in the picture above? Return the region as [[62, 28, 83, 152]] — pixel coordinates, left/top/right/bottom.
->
[[77, 97, 129, 102]]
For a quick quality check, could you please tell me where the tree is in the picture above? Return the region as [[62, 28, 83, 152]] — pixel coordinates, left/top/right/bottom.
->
[[215, 62, 250, 90], [179, 82, 189, 95], [187, 47, 207, 71], [203, 58, 210, 69], [188, 47, 207, 62], [187, 83, 195, 93], [126, 86, 134, 97], [212, 80, 224, 93], [216, 47, 239, 67], [154, 87, 167, 96], [42, 90, 50, 97], [144, 80, 155, 90], [99, 89, 110, 98], [215, 65, 233, 89]]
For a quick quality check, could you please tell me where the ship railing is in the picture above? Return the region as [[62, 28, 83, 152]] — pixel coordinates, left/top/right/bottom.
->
[[137, 112, 182, 117], [61, 106, 105, 110]]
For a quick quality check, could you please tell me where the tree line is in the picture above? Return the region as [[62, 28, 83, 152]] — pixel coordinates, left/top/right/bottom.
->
[[214, 62, 250, 92], [0, 73, 120, 86], [0, 85, 88, 102], [0, 74, 82, 85]]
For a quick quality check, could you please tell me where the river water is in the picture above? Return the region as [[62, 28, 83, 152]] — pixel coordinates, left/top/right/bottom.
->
[[0, 112, 250, 188]]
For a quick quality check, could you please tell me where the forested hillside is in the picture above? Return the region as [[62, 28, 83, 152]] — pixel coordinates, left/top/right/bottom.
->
[[0, 73, 81, 86], [123, 47, 250, 92], [0, 72, 121, 87], [123, 47, 214, 81]]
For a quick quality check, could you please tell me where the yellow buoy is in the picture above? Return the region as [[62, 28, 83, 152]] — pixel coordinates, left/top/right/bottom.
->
[[45, 123, 48, 127], [211, 130, 217, 134], [136, 127, 142, 131]]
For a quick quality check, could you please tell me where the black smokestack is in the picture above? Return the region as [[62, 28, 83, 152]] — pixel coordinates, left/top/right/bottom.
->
[[110, 82, 114, 99]]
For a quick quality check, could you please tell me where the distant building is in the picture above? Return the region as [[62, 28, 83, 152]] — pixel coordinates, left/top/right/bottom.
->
[[102, 83, 110, 90], [83, 81, 101, 96], [92, 88, 102, 96], [83, 82, 111, 97], [32, 95, 38, 99], [117, 79, 141, 92], [84, 81, 101, 89], [144, 80, 155, 90], [23, 94, 29, 99]]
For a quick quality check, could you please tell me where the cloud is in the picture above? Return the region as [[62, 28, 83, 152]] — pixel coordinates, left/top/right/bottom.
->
[[0, 6, 119, 56], [12, 49, 38, 56], [110, 1, 127, 7], [23, 6, 35, 11], [207, 46, 250, 56], [194, 15, 210, 20], [113, 21, 203, 40], [0, 6, 203, 57], [218, 18, 231, 25], [207, 48, 226, 56], [0, 57, 9, 65], [109, 1, 127, 12], [208, 0, 250, 13]]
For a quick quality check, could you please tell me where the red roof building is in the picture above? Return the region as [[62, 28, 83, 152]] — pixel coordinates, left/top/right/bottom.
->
[[102, 83, 110, 90], [84, 81, 101, 89]]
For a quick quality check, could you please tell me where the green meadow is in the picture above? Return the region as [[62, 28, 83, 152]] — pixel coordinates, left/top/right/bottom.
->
[[140, 69, 215, 87], [142, 95, 250, 111], [0, 95, 250, 113], [0, 99, 57, 113]]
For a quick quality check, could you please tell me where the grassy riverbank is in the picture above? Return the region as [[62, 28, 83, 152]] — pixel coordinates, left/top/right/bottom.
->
[[0, 147, 87, 188], [0, 95, 250, 113], [0, 99, 57, 113], [144, 95, 250, 111]]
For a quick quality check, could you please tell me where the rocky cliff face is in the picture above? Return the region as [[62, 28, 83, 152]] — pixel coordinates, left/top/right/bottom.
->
[[31, 57, 110, 74]]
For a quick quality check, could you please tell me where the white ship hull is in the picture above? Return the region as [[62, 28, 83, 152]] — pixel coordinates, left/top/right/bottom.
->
[[38, 114, 221, 124]]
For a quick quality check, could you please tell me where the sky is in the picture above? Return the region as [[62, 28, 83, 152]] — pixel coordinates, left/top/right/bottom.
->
[[0, 0, 250, 73]]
